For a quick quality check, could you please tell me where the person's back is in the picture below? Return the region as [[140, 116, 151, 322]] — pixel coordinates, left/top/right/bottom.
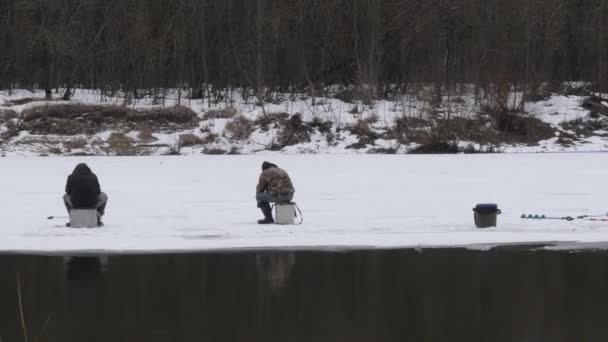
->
[[256, 161, 295, 224], [258, 166, 295, 197], [66, 164, 100, 208], [64, 163, 108, 226]]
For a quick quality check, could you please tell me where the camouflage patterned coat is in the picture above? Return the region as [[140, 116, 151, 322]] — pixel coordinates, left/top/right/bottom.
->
[[256, 167, 295, 196]]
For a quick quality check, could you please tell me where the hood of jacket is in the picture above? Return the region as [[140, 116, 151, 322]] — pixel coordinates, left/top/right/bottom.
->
[[262, 161, 278, 171], [72, 163, 92, 176]]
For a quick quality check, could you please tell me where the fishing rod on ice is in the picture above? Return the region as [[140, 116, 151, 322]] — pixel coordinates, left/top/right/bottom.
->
[[47, 215, 69, 220], [521, 213, 608, 222]]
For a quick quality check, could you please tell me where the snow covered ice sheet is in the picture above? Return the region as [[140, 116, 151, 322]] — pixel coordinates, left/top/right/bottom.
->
[[1, 154, 608, 253]]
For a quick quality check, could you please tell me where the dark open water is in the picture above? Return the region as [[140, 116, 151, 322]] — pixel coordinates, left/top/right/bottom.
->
[[2, 247, 608, 342]]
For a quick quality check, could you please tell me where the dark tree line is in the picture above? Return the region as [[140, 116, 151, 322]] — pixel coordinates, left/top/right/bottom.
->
[[0, 0, 606, 100]]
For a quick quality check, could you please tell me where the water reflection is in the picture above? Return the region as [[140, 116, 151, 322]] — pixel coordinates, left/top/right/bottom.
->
[[1, 248, 608, 341], [64, 256, 105, 279], [256, 252, 295, 292]]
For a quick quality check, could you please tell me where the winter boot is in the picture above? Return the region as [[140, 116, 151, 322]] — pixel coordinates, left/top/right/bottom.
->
[[257, 202, 274, 224], [97, 212, 104, 227]]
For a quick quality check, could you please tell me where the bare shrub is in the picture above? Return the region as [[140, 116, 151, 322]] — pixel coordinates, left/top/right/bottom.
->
[[461, 144, 498, 154], [367, 146, 400, 154], [202, 147, 228, 154], [2, 120, 20, 139], [163, 144, 182, 155], [253, 113, 332, 149], [0, 109, 18, 123], [0, 110, 19, 141], [561, 118, 607, 138], [393, 115, 500, 152], [90, 137, 104, 147], [409, 141, 460, 154], [15, 136, 62, 145], [202, 132, 218, 144], [63, 138, 87, 150], [106, 132, 137, 155], [274, 114, 312, 148], [582, 95, 608, 117], [137, 126, 157, 142], [325, 131, 336, 145], [254, 112, 289, 131], [20, 104, 197, 135], [427, 117, 483, 143], [452, 97, 467, 104], [525, 84, 552, 102], [555, 133, 577, 146], [179, 133, 205, 147], [442, 116, 498, 147], [228, 146, 241, 154], [225, 115, 253, 140], [350, 120, 376, 138], [335, 86, 373, 105], [364, 113, 379, 125], [131, 106, 197, 125], [388, 117, 430, 144], [484, 81, 514, 114], [48, 147, 63, 154], [346, 119, 380, 149], [491, 111, 555, 144], [309, 116, 333, 134], [561, 82, 591, 96], [22, 103, 123, 121], [202, 108, 237, 120]]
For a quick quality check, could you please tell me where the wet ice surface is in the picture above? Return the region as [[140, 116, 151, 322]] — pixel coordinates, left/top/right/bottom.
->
[[2, 154, 608, 252]]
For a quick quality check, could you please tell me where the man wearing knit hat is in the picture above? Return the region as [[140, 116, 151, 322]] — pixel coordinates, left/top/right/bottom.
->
[[256, 161, 295, 224]]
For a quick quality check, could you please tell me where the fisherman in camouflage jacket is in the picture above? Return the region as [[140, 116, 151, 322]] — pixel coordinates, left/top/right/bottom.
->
[[256, 161, 295, 224]]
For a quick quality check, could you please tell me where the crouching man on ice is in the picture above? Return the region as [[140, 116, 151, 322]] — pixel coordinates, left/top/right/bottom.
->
[[63, 163, 108, 227], [256, 161, 295, 224]]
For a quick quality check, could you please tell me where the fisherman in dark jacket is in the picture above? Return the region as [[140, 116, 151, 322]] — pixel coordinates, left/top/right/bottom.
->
[[63, 163, 108, 226], [256, 161, 295, 224]]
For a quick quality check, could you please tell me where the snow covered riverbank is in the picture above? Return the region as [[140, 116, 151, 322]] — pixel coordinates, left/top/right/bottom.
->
[[1, 154, 608, 253], [2, 87, 608, 156]]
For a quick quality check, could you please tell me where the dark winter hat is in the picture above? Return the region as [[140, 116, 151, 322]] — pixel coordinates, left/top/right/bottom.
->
[[262, 161, 277, 171]]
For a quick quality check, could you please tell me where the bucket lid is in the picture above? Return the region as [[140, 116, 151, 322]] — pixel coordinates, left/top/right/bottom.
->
[[473, 203, 499, 214]]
